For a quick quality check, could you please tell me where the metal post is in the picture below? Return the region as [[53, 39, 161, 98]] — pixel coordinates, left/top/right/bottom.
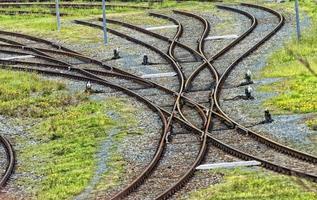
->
[[55, 0, 61, 31], [295, 0, 301, 40], [102, 0, 108, 45]]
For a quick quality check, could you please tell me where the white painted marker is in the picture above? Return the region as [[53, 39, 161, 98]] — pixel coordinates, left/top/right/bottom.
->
[[145, 25, 178, 31], [196, 161, 261, 170]]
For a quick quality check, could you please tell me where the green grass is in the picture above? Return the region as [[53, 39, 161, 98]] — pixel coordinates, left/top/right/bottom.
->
[[307, 118, 317, 131], [94, 146, 126, 191], [0, 69, 141, 199], [156, 1, 215, 11], [0, 14, 102, 43], [0, 1, 217, 43], [21, 101, 115, 199], [0, 69, 87, 118], [187, 168, 317, 200], [0, 4, 147, 43], [260, 74, 317, 114], [259, 0, 317, 129]]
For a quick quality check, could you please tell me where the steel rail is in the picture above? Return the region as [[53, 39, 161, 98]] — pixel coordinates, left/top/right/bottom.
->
[[102, 8, 250, 127], [0, 42, 210, 196], [0, 48, 154, 87], [0, 135, 15, 188], [0, 9, 68, 16], [162, 14, 200, 129], [106, 3, 317, 189], [13, 6, 316, 198], [100, 14, 219, 127], [0, 42, 139, 77], [0, 36, 61, 57], [0, 32, 172, 192], [156, 9, 252, 199], [0, 30, 225, 124], [151, 4, 317, 164], [148, 11, 218, 127], [105, 13, 204, 200], [0, 64, 171, 195], [0, 5, 314, 196], [104, 16, 209, 127], [1, 4, 315, 165], [74, 20, 209, 128], [0, 2, 150, 9], [104, 14, 201, 60], [75, 15, 317, 163], [11, 65, 317, 184], [161, 11, 208, 128], [158, 108, 317, 183], [110, 11, 212, 199], [184, 5, 257, 91], [0, 65, 202, 199], [171, 10, 220, 86], [1, 14, 208, 199], [0, 30, 77, 53], [156, 90, 214, 199], [213, 3, 317, 163], [0, 43, 211, 125], [2, 64, 316, 185], [105, 9, 252, 126]]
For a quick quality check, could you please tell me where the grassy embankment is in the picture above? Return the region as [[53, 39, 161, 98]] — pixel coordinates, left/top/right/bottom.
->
[[0, 69, 141, 199], [259, 0, 317, 131]]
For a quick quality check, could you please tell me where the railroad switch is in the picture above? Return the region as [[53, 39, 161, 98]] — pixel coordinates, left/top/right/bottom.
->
[[165, 132, 171, 143], [170, 125, 174, 134], [85, 81, 92, 93], [84, 81, 104, 94], [208, 97, 212, 104], [142, 55, 149, 65], [245, 70, 253, 84], [112, 48, 121, 59], [239, 70, 254, 86], [244, 86, 253, 99], [179, 99, 185, 110], [264, 109, 273, 123]]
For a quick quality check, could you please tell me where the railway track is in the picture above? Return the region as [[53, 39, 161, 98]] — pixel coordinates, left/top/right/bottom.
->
[[0, 135, 14, 189], [0, 2, 150, 9], [0, 9, 68, 16], [75, 3, 317, 158], [0, 1, 150, 16], [61, 1, 317, 192], [0, 2, 316, 199], [0, 7, 209, 199]]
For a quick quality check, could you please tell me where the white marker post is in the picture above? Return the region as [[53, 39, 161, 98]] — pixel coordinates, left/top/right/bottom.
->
[[55, 0, 61, 31], [102, 0, 108, 45], [295, 0, 301, 40]]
